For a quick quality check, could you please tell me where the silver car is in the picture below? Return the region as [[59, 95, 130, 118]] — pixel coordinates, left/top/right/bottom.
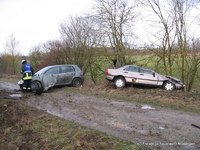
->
[[31, 64, 84, 93], [105, 65, 184, 90]]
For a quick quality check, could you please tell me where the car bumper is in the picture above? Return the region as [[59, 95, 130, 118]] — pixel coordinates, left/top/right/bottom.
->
[[81, 76, 85, 83], [175, 83, 185, 89], [105, 74, 114, 81]]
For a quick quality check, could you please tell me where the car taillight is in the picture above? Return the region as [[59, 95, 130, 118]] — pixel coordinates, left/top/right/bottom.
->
[[80, 71, 84, 75], [105, 69, 109, 74]]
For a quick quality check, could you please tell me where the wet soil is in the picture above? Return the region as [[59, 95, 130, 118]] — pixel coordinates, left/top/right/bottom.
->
[[0, 81, 200, 150]]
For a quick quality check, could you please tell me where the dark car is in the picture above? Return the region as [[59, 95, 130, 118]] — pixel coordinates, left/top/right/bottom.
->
[[30, 64, 84, 92]]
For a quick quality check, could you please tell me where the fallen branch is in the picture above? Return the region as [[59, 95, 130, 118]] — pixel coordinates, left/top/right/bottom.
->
[[191, 124, 200, 129]]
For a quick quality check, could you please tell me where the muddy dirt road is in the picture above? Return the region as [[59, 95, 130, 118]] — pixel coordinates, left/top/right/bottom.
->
[[0, 81, 200, 150]]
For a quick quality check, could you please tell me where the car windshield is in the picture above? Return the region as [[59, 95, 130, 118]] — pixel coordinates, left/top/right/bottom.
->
[[34, 66, 51, 75]]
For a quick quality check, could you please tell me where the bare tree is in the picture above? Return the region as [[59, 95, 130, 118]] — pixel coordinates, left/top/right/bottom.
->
[[29, 15, 102, 83], [29, 45, 44, 71], [4, 34, 20, 74], [44, 40, 66, 65], [0, 54, 7, 77], [141, 0, 180, 75], [60, 16, 100, 74], [185, 38, 200, 91], [142, 0, 200, 90], [171, 0, 199, 83], [92, 0, 137, 66]]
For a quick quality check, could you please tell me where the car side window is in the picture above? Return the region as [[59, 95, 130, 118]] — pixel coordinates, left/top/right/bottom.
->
[[60, 66, 75, 73], [124, 66, 139, 72], [45, 67, 59, 74], [140, 68, 153, 75]]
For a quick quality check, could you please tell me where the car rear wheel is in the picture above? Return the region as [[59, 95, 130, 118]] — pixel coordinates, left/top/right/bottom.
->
[[163, 81, 175, 90], [31, 81, 43, 94], [114, 77, 126, 88], [72, 78, 82, 87]]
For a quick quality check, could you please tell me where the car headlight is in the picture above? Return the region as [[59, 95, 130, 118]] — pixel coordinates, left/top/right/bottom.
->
[[18, 80, 24, 84]]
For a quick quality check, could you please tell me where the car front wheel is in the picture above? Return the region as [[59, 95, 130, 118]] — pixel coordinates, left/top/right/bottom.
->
[[31, 81, 43, 94], [114, 77, 126, 88], [163, 81, 175, 90]]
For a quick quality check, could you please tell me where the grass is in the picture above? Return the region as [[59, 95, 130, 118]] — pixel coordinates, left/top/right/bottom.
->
[[0, 78, 18, 84], [0, 74, 20, 84], [0, 94, 148, 150]]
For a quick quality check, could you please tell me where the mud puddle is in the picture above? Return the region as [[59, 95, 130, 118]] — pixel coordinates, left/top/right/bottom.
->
[[0, 81, 20, 91]]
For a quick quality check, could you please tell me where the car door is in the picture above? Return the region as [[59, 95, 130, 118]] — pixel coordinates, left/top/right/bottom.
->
[[138, 67, 158, 85], [56, 66, 76, 85], [42, 66, 60, 90], [123, 66, 141, 83]]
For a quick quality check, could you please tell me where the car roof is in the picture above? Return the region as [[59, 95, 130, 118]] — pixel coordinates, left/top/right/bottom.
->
[[118, 65, 139, 69], [41, 64, 77, 70], [119, 65, 155, 72], [35, 64, 78, 75], [47, 64, 77, 67]]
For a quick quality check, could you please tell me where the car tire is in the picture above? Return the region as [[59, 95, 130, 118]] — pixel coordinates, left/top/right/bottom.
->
[[31, 81, 43, 95], [114, 77, 126, 88], [19, 84, 23, 90], [72, 78, 82, 87], [163, 81, 175, 90]]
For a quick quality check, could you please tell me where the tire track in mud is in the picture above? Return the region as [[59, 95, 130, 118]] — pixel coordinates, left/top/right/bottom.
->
[[23, 90, 200, 150]]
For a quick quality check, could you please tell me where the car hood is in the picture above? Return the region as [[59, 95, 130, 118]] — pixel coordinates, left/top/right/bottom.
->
[[165, 76, 181, 82], [159, 74, 182, 83], [32, 73, 42, 81]]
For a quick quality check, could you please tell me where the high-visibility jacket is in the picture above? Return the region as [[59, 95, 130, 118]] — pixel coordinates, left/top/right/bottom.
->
[[21, 63, 33, 80]]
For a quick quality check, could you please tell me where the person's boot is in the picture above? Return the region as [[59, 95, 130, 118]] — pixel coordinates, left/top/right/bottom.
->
[[22, 87, 27, 93]]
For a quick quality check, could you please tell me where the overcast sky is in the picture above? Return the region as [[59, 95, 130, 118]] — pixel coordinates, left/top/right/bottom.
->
[[0, 0, 199, 56], [0, 0, 94, 55]]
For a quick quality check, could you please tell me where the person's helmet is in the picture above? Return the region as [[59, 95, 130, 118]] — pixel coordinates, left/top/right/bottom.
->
[[21, 60, 27, 64]]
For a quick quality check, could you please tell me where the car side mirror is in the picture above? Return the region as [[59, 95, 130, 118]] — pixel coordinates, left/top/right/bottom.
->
[[153, 72, 155, 77]]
